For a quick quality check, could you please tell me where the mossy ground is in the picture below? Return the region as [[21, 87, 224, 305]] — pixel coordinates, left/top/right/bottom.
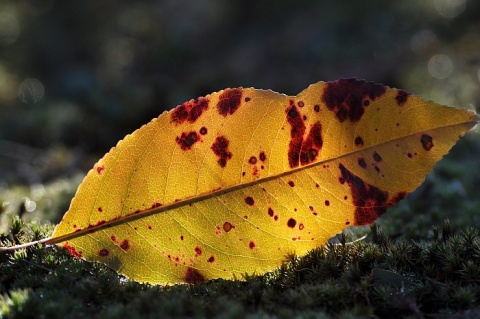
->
[[1, 135, 479, 319]]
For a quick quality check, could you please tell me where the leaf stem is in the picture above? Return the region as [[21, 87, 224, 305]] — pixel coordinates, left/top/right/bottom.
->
[[0, 237, 53, 254]]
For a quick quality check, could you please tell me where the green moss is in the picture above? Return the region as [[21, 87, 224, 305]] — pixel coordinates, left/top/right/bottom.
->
[[2, 220, 480, 318]]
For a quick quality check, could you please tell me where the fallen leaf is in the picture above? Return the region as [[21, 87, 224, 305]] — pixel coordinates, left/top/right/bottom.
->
[[46, 79, 479, 284]]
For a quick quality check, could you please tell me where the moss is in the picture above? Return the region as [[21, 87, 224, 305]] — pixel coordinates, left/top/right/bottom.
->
[[2, 219, 480, 318]]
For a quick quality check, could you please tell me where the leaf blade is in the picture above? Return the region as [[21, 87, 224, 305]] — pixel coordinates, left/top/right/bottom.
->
[[51, 79, 478, 284]]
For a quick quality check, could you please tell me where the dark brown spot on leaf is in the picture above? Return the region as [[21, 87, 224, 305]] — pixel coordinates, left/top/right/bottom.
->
[[355, 136, 364, 147], [287, 218, 296, 228], [314, 105, 320, 112], [259, 151, 266, 162], [176, 131, 199, 150], [194, 246, 202, 257], [217, 88, 242, 116], [120, 239, 130, 252], [199, 127, 208, 135], [249, 241, 256, 249], [286, 104, 306, 168], [268, 208, 274, 217], [389, 191, 408, 206], [322, 78, 386, 122], [98, 248, 109, 257], [171, 97, 209, 124], [325, 200, 330, 206], [244, 97, 251, 102], [358, 158, 367, 168], [245, 196, 254, 206], [395, 89, 410, 106], [300, 122, 323, 166], [288, 181, 295, 187], [223, 222, 233, 232], [211, 135, 232, 168], [298, 101, 305, 107], [98, 207, 103, 212], [373, 152, 382, 162], [249, 156, 257, 164], [151, 201, 162, 209], [207, 255, 215, 263], [299, 223, 304, 230], [339, 163, 389, 225], [185, 267, 205, 285], [421, 134, 434, 151]]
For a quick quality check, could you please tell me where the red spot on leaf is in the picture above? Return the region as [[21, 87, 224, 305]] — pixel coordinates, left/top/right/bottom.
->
[[62, 242, 82, 258], [299, 223, 305, 230], [211, 135, 232, 168], [298, 101, 305, 107], [396, 89, 410, 106], [194, 246, 202, 257], [421, 134, 434, 151], [244, 196, 254, 206], [120, 239, 130, 251], [148, 225, 152, 230], [245, 97, 251, 102], [96, 165, 105, 175], [287, 218, 297, 228], [339, 163, 389, 225], [223, 222, 233, 232], [185, 267, 205, 285], [217, 88, 243, 116], [98, 248, 110, 257], [286, 103, 306, 168], [249, 241, 256, 249], [171, 97, 209, 124], [323, 78, 386, 122], [176, 131, 199, 150], [98, 207, 103, 213], [180, 235, 184, 241], [110, 235, 118, 243]]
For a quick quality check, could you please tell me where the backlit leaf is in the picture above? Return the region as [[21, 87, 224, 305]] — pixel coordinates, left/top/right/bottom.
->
[[48, 79, 478, 285]]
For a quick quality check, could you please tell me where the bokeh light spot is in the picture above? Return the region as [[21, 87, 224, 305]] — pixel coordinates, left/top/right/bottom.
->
[[0, 13, 20, 46], [18, 78, 45, 104], [428, 54, 454, 79]]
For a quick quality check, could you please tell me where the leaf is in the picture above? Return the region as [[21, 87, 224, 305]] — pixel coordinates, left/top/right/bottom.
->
[[47, 79, 477, 285]]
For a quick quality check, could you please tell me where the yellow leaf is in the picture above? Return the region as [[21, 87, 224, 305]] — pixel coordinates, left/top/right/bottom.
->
[[48, 79, 478, 285]]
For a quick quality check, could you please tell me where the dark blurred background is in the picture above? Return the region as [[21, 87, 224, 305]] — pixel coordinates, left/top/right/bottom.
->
[[0, 0, 479, 227]]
